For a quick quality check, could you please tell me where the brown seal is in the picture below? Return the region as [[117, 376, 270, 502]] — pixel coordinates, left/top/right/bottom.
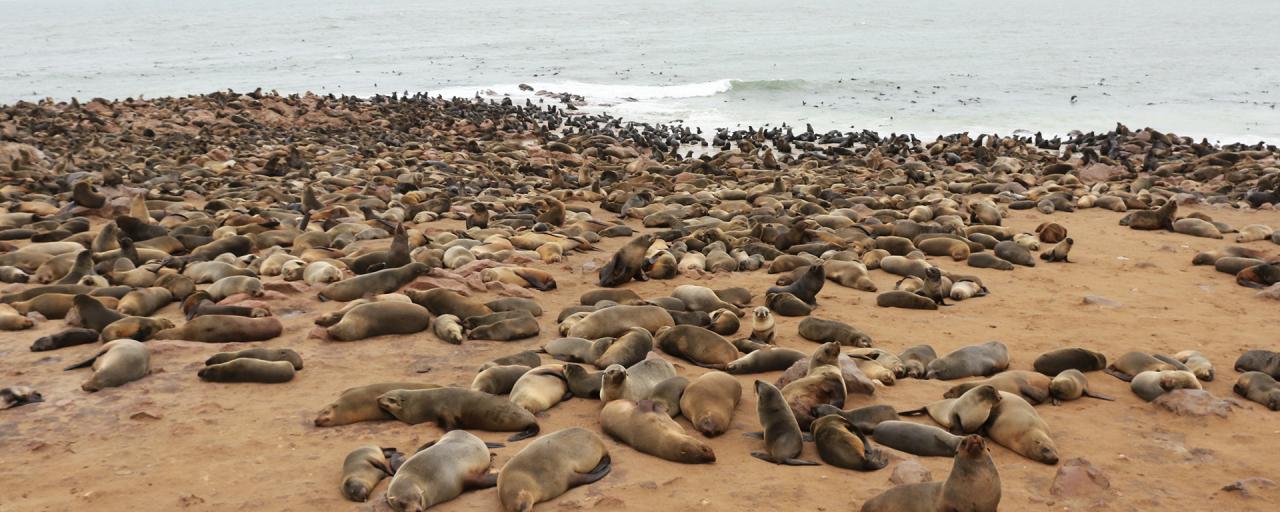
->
[[497, 427, 611, 512], [596, 329, 656, 369], [600, 398, 715, 463], [811, 414, 888, 471], [198, 358, 296, 383], [869, 420, 964, 458], [1122, 199, 1176, 230], [117, 287, 174, 317], [509, 365, 571, 413], [766, 264, 825, 305], [875, 290, 938, 310], [599, 233, 654, 287], [811, 404, 899, 434], [749, 380, 819, 465], [1173, 350, 1214, 381], [966, 252, 1014, 270], [798, 317, 871, 347], [1033, 347, 1107, 376], [407, 288, 492, 319], [63, 338, 149, 392], [563, 363, 603, 398], [725, 347, 807, 374], [927, 341, 1009, 380], [1234, 349, 1280, 378], [1035, 222, 1068, 243], [707, 308, 740, 336], [1, 386, 43, 409], [30, 327, 99, 351], [69, 294, 125, 332], [467, 310, 540, 341], [377, 387, 540, 441], [680, 371, 742, 437], [860, 435, 1000, 512], [1234, 371, 1280, 410], [898, 344, 937, 379], [765, 292, 814, 316], [325, 301, 431, 341], [1130, 370, 1200, 401], [1237, 263, 1280, 289], [480, 350, 542, 371], [385, 430, 498, 511], [100, 316, 175, 342], [153, 315, 283, 343], [205, 348, 303, 369], [314, 382, 439, 426], [471, 365, 533, 395], [1040, 237, 1074, 262], [654, 325, 739, 368], [318, 262, 429, 302]]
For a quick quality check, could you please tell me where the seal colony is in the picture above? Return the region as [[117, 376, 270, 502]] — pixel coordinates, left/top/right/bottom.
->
[[1, 90, 1279, 510]]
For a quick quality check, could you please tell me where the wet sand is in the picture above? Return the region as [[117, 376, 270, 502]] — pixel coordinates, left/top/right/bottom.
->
[[2, 204, 1278, 512]]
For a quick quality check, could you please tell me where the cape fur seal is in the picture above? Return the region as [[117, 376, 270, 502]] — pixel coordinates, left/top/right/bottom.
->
[[385, 430, 498, 511], [378, 387, 540, 441], [860, 435, 1000, 512], [497, 428, 611, 512], [927, 342, 1009, 380], [341, 445, 400, 502], [680, 371, 742, 437], [63, 338, 149, 392], [749, 380, 819, 466], [599, 399, 715, 463], [314, 382, 440, 426], [811, 414, 888, 471]]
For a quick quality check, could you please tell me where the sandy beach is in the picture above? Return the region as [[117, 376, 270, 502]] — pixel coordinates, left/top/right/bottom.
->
[[1, 92, 1279, 512]]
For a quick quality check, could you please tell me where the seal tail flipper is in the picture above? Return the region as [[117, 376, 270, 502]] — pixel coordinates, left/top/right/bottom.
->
[[1083, 390, 1116, 401], [781, 458, 820, 466], [569, 454, 612, 487], [484, 442, 506, 449], [898, 406, 928, 416], [463, 472, 498, 490], [63, 347, 109, 371], [507, 425, 539, 442], [1102, 368, 1134, 382]]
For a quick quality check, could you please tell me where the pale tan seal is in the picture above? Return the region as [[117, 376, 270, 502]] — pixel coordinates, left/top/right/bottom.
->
[[64, 338, 149, 392], [325, 301, 431, 341], [341, 445, 400, 502], [205, 348, 303, 369], [566, 305, 673, 339], [198, 358, 296, 383], [654, 325, 739, 369], [599, 399, 715, 463], [509, 365, 571, 414], [385, 430, 498, 512], [1048, 369, 1114, 404], [680, 371, 742, 437], [984, 391, 1058, 464], [497, 427, 611, 512], [901, 384, 1001, 434], [153, 315, 283, 343]]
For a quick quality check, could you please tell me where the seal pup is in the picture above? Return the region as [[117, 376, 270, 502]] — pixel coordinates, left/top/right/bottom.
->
[[599, 399, 715, 464], [748, 380, 819, 466], [1234, 371, 1280, 410], [766, 264, 825, 305], [725, 347, 808, 375], [385, 430, 498, 512], [378, 387, 540, 441], [472, 365, 533, 395], [1173, 350, 1214, 381], [497, 428, 611, 512], [509, 365, 572, 414], [1104, 351, 1175, 381], [1049, 369, 1114, 404], [433, 314, 465, 344], [811, 414, 888, 471], [901, 384, 1001, 434], [899, 344, 937, 379], [1040, 237, 1074, 262], [341, 445, 401, 502], [860, 435, 1000, 512], [63, 338, 150, 392], [749, 306, 775, 342]]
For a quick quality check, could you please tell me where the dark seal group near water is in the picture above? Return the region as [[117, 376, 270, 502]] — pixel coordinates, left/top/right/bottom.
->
[[1, 89, 1279, 510]]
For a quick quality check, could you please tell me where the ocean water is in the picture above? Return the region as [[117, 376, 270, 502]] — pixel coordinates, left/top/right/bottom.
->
[[2, 0, 1278, 142]]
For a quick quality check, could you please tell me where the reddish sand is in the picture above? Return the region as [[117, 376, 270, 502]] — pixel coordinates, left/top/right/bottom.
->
[[2, 205, 1279, 512]]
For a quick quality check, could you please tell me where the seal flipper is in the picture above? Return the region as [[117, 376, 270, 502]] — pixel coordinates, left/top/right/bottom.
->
[[1103, 368, 1134, 382], [1151, 354, 1190, 372], [463, 472, 498, 490], [569, 454, 612, 487], [1018, 382, 1050, 405], [64, 347, 109, 371], [742, 431, 764, 439], [780, 457, 820, 466], [507, 424, 539, 442], [1083, 390, 1116, 401], [898, 406, 928, 416], [484, 442, 506, 449]]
